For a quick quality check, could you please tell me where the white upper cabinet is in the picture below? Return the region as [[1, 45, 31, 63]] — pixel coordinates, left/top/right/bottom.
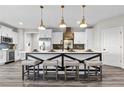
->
[[39, 29, 52, 38], [52, 32, 63, 44], [74, 32, 86, 44], [0, 26, 18, 44], [0, 26, 10, 37], [12, 31, 18, 44]]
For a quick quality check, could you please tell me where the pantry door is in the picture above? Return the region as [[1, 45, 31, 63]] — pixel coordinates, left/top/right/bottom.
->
[[102, 27, 123, 68]]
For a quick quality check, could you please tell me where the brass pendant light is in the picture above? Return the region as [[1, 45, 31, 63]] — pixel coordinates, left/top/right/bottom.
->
[[80, 5, 88, 28], [59, 5, 67, 28], [38, 5, 46, 30]]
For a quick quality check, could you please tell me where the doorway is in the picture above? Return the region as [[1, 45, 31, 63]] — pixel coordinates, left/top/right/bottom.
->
[[102, 27, 123, 68]]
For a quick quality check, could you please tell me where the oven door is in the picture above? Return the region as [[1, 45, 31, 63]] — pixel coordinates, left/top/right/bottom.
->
[[8, 51, 15, 61]]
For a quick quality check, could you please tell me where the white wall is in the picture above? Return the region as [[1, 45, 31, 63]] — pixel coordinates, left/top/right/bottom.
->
[[94, 15, 124, 51], [18, 29, 39, 51], [18, 29, 25, 50], [93, 15, 124, 68], [85, 29, 94, 49], [32, 33, 39, 50], [25, 33, 32, 52]]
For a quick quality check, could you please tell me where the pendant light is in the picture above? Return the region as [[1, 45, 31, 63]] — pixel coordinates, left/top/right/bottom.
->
[[38, 6, 46, 30], [80, 5, 88, 28], [59, 5, 67, 28]]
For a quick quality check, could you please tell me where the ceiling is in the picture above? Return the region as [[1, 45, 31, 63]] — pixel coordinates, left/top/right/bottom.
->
[[0, 5, 124, 29]]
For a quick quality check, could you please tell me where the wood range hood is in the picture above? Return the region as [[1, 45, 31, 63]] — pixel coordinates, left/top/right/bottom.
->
[[63, 27, 74, 40]]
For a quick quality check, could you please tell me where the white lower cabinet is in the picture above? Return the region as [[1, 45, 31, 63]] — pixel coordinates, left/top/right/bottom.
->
[[74, 32, 86, 44], [0, 50, 7, 65], [52, 32, 63, 44], [15, 50, 26, 61], [0, 50, 26, 64], [19, 51, 26, 60], [15, 50, 21, 61], [13, 32, 18, 44]]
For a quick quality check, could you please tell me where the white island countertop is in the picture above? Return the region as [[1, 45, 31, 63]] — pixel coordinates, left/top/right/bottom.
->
[[26, 50, 102, 54]]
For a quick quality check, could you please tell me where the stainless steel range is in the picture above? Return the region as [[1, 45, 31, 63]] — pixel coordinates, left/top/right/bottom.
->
[[6, 50, 15, 63]]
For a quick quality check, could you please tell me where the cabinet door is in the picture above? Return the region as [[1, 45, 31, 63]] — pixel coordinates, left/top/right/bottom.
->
[[74, 32, 86, 44], [45, 29, 52, 38], [15, 50, 21, 61], [1, 30, 8, 37], [13, 32, 18, 44], [39, 29, 52, 38], [8, 30, 12, 37], [52, 32, 63, 44], [0, 51, 4, 60], [1, 26, 12, 37], [0, 29, 2, 36], [0, 50, 6, 63]]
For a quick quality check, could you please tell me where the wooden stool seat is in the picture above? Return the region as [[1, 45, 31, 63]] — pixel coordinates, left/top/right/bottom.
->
[[84, 60, 102, 81], [64, 60, 79, 80], [21, 60, 41, 80], [85, 61, 102, 67], [43, 60, 58, 66], [64, 60, 80, 66], [22, 60, 41, 66], [43, 60, 58, 80]]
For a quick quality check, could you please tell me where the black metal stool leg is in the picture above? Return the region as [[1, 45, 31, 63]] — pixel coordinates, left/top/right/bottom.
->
[[88, 66, 90, 81], [22, 65, 24, 80], [84, 63, 86, 77], [75, 66, 78, 79], [27, 66, 30, 79], [37, 65, 40, 77], [56, 66, 58, 80], [65, 66, 67, 80]]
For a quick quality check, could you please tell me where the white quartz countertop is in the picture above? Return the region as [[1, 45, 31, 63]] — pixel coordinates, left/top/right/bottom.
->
[[26, 50, 102, 54]]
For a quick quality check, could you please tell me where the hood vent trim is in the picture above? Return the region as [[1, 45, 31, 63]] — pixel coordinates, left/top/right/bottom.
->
[[63, 27, 74, 40]]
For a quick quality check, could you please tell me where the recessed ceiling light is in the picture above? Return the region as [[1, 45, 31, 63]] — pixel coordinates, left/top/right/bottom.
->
[[19, 22, 23, 25], [76, 21, 80, 24]]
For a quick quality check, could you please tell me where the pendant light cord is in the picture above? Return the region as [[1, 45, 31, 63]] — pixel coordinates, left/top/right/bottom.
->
[[40, 6, 43, 21], [61, 5, 64, 19], [82, 5, 86, 19]]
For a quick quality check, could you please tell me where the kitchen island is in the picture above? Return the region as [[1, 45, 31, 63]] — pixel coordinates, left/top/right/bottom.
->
[[25, 50, 102, 74]]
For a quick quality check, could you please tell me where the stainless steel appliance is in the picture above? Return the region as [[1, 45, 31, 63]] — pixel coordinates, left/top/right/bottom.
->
[[6, 50, 15, 63], [0, 36, 13, 44]]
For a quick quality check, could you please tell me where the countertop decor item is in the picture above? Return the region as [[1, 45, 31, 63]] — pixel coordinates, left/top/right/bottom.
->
[[85, 49, 93, 52]]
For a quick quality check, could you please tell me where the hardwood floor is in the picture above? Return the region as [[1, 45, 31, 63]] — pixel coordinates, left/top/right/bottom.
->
[[0, 61, 124, 87]]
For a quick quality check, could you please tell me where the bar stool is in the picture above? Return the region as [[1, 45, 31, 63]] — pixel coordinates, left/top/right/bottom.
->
[[64, 60, 79, 80], [43, 60, 58, 80], [84, 60, 102, 81], [21, 60, 41, 80]]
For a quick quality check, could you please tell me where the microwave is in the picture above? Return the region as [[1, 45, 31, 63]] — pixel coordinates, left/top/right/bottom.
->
[[0, 36, 13, 44]]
